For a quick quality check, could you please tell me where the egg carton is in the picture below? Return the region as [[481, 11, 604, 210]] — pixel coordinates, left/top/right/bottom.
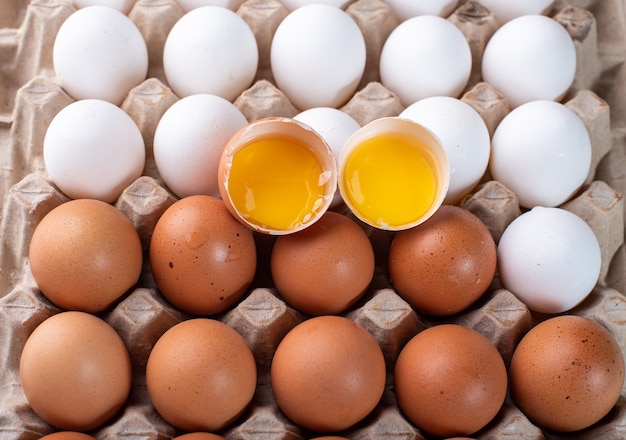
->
[[1, 0, 626, 439]]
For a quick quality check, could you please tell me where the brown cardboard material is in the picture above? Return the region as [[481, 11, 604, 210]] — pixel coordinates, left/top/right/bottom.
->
[[2, 0, 626, 438]]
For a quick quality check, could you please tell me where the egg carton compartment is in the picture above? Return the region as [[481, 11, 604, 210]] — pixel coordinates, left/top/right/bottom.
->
[[2, 0, 626, 439]]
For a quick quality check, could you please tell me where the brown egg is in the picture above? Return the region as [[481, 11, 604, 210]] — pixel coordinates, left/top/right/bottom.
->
[[510, 315, 625, 432], [149, 195, 256, 315], [19, 311, 132, 431], [388, 204, 497, 316], [39, 433, 97, 440], [270, 210, 375, 315], [270, 315, 386, 432], [394, 324, 507, 437], [146, 318, 257, 432], [310, 437, 350, 440], [310, 437, 351, 440], [28, 198, 143, 313], [172, 434, 225, 440]]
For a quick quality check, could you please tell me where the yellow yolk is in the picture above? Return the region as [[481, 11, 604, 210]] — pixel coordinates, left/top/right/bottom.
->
[[227, 137, 328, 232], [341, 133, 440, 229]]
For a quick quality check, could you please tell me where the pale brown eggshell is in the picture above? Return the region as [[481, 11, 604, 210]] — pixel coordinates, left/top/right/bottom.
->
[[149, 195, 257, 315], [146, 318, 257, 432], [510, 315, 625, 432], [28, 198, 143, 313], [172, 433, 226, 440], [19, 311, 132, 431], [310, 437, 351, 440], [270, 210, 375, 315], [394, 324, 507, 437], [39, 433, 97, 440], [388, 204, 497, 316], [270, 315, 386, 432]]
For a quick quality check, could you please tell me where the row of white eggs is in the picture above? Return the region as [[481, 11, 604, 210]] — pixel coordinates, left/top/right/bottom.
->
[[43, 92, 591, 221], [54, 2, 572, 110]]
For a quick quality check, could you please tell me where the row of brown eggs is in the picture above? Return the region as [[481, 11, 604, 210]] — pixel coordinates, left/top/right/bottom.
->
[[22, 184, 625, 438]]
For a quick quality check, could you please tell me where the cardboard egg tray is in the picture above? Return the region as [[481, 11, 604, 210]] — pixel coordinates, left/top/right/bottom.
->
[[2, 0, 626, 438]]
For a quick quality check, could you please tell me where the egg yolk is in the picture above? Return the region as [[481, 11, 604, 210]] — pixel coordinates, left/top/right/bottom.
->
[[341, 133, 440, 229], [227, 137, 328, 232]]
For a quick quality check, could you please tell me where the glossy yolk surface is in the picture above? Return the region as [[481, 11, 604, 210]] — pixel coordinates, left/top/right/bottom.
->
[[227, 137, 327, 231], [342, 134, 439, 229]]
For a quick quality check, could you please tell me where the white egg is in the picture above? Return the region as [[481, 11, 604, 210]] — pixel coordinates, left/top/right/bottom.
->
[[489, 100, 591, 209], [270, 4, 366, 110], [43, 99, 145, 203], [478, 0, 553, 24], [399, 96, 490, 204], [379, 15, 472, 107], [294, 107, 360, 162], [279, 0, 351, 11], [173, 0, 246, 12], [163, 6, 258, 101], [383, 0, 459, 21], [52, 6, 148, 105], [481, 15, 576, 109], [497, 207, 601, 314], [72, 0, 137, 14], [153, 94, 248, 199], [294, 107, 361, 207]]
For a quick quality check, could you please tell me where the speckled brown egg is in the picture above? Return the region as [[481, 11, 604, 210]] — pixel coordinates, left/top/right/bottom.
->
[[510, 315, 625, 432], [146, 318, 257, 432], [270, 210, 375, 315], [28, 199, 143, 313], [19, 311, 132, 431], [149, 195, 256, 315], [394, 324, 507, 437], [270, 315, 386, 432], [388, 204, 497, 316]]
